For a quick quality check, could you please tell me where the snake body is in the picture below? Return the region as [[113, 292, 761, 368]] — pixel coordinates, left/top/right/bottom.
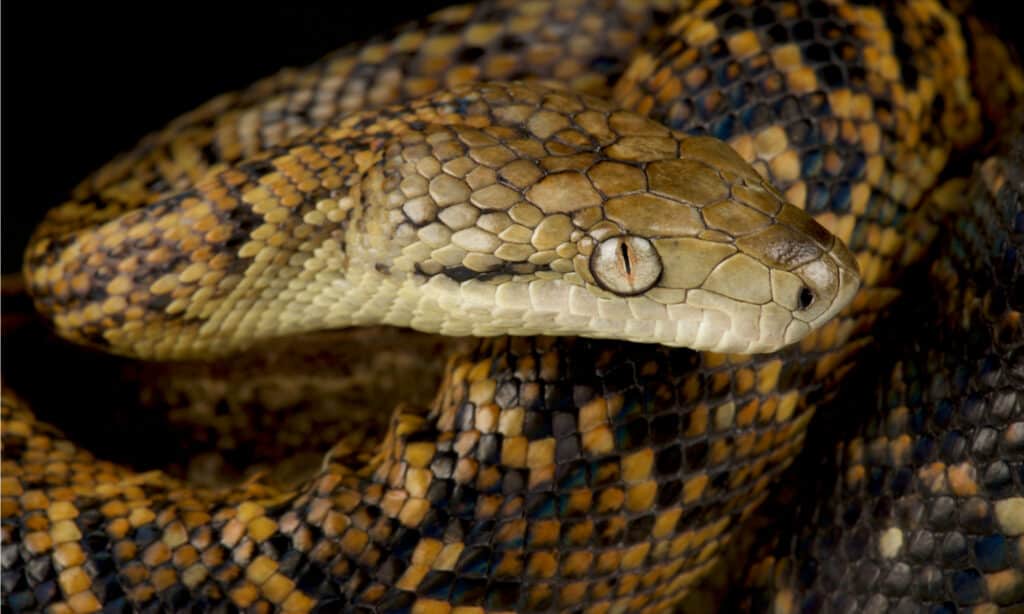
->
[[735, 129, 1024, 612], [3, 1, 1022, 612]]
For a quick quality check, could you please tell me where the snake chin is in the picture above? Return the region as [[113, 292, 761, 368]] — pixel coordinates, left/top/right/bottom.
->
[[404, 271, 857, 354]]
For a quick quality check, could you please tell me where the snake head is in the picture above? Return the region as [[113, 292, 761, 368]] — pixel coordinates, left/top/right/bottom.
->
[[563, 133, 862, 352], [388, 85, 860, 355], [562, 134, 862, 353]]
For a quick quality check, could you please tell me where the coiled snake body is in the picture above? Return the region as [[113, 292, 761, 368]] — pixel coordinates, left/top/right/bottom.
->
[[3, 1, 1022, 612]]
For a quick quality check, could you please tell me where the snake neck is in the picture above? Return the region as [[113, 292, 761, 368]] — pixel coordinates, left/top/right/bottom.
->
[[22, 139, 363, 357]]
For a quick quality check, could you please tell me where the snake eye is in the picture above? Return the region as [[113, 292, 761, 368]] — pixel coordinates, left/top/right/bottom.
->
[[590, 235, 661, 296], [797, 286, 815, 310]]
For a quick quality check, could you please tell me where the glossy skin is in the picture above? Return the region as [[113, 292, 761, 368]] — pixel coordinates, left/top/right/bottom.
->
[[735, 136, 1024, 614], [24, 82, 858, 359], [2, 1, 1019, 613]]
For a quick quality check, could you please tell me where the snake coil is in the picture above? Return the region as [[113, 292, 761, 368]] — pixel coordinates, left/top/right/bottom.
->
[[3, 1, 1022, 613]]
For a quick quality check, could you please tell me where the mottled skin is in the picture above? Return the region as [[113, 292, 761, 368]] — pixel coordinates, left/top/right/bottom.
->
[[3, 1, 1022, 613], [24, 83, 858, 358], [733, 132, 1024, 613]]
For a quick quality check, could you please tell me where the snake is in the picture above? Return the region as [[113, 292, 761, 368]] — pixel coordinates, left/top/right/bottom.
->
[[731, 125, 1024, 612], [2, 1, 1021, 613], [22, 80, 859, 358]]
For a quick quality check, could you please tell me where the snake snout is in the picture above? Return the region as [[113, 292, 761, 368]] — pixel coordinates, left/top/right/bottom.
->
[[785, 224, 861, 334]]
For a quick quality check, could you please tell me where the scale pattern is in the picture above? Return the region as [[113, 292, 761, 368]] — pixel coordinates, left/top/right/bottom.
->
[[24, 82, 858, 358], [3, 0, 1021, 612], [734, 130, 1024, 613], [2, 333, 831, 613], [27, 0, 690, 241]]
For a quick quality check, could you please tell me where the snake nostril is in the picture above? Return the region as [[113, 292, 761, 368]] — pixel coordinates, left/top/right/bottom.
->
[[798, 286, 815, 310]]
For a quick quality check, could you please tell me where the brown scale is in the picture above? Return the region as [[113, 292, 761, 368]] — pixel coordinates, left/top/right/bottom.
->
[[32, 0, 689, 247], [0, 316, 461, 489], [729, 127, 1024, 613], [3, 1, 1022, 613], [3, 334, 816, 613], [26, 82, 837, 359]]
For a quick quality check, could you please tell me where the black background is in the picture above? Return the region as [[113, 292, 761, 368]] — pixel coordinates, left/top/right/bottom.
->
[[2, 3, 455, 274]]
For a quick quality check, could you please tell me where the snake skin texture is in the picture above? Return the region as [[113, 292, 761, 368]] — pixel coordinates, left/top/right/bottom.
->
[[731, 129, 1024, 613], [24, 82, 859, 358], [3, 1, 1022, 613]]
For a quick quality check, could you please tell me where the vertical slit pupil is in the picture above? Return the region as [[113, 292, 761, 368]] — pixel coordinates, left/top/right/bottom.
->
[[620, 241, 632, 275]]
